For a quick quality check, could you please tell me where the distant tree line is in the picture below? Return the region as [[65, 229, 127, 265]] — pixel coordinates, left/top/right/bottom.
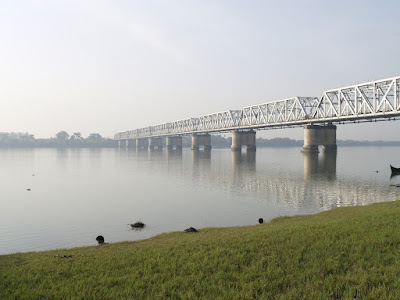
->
[[0, 131, 116, 148], [337, 140, 400, 146], [1, 132, 399, 149]]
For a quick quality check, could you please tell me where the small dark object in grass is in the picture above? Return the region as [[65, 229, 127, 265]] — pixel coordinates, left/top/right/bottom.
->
[[184, 227, 198, 233], [54, 254, 73, 258], [258, 218, 264, 224], [131, 221, 145, 228]]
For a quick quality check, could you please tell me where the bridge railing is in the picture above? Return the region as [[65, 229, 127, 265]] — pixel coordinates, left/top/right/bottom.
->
[[114, 76, 400, 140]]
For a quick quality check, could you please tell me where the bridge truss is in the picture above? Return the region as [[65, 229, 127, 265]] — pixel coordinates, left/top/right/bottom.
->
[[115, 76, 400, 140]]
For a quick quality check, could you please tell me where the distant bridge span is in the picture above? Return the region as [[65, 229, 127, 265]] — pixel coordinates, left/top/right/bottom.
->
[[115, 76, 400, 152]]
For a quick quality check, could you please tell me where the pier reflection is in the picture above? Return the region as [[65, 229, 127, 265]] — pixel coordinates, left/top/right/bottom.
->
[[192, 149, 211, 161], [147, 148, 163, 160], [117, 148, 399, 213], [232, 151, 256, 173], [166, 148, 182, 161], [191, 150, 211, 179], [303, 152, 336, 180]]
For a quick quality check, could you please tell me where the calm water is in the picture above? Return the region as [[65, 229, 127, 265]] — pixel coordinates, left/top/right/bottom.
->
[[1, 147, 400, 255]]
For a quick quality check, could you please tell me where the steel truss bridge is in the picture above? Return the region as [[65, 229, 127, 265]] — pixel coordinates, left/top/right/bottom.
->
[[114, 76, 400, 140]]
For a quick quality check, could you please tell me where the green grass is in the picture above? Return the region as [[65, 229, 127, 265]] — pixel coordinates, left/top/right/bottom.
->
[[2, 201, 400, 299]]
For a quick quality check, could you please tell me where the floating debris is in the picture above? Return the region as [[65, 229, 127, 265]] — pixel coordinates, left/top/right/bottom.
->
[[26, 189, 31, 191], [131, 221, 145, 228], [390, 184, 400, 188], [184, 227, 198, 233]]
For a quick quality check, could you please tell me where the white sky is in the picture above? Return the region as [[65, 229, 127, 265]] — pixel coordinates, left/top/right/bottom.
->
[[1, 0, 399, 140]]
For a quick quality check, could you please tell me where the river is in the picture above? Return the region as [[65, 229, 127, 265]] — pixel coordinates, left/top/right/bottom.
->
[[1, 146, 399, 255]]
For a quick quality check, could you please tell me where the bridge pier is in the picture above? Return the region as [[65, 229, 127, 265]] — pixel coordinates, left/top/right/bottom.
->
[[302, 124, 337, 152], [128, 139, 137, 149], [191, 133, 211, 151], [231, 130, 256, 151], [136, 138, 148, 150], [148, 137, 163, 151], [166, 136, 182, 150]]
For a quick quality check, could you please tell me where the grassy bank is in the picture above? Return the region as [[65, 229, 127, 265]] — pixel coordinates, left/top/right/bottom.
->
[[2, 201, 400, 299]]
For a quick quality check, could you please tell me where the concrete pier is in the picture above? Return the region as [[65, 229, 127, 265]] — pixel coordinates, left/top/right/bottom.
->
[[191, 133, 211, 151], [302, 124, 337, 152], [231, 130, 256, 151], [166, 136, 183, 150], [126, 139, 138, 149], [148, 137, 163, 151], [136, 138, 148, 150]]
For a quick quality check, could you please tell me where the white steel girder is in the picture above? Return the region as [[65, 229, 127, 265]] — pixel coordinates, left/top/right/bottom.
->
[[312, 76, 400, 121], [114, 76, 400, 140]]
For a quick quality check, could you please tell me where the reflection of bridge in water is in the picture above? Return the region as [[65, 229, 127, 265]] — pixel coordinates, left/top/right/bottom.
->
[[119, 148, 400, 213]]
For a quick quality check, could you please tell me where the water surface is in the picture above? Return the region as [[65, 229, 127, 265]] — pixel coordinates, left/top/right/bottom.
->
[[1, 147, 399, 255]]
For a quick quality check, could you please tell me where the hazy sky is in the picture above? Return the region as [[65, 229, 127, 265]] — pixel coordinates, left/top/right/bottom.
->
[[1, 0, 399, 140]]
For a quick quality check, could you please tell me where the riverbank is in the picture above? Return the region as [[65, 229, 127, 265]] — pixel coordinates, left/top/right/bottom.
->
[[1, 201, 400, 299]]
